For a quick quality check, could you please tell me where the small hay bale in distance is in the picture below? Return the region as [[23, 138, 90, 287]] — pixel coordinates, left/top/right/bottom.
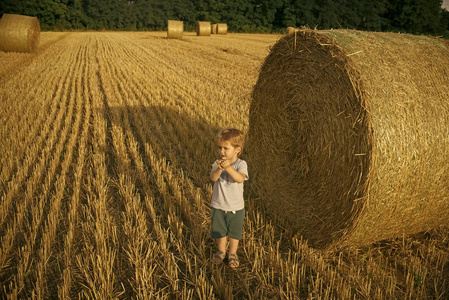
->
[[285, 26, 297, 35], [217, 23, 228, 34], [167, 20, 183, 39], [211, 23, 218, 34], [196, 21, 211, 36], [247, 28, 449, 249], [0, 13, 40, 53]]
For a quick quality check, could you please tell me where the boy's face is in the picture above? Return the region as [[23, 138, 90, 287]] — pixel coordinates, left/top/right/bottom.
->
[[217, 140, 241, 162]]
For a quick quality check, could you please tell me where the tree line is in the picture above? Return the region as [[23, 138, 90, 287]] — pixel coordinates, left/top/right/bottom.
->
[[1, 0, 449, 37]]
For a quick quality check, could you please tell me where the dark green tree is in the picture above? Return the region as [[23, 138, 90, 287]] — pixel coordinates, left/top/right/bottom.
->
[[384, 0, 444, 34], [0, 0, 448, 36], [0, 0, 28, 16], [0, 0, 72, 30], [442, 7, 449, 37], [126, 0, 152, 29], [220, 0, 253, 31], [357, 0, 389, 31], [172, 0, 197, 28], [141, 0, 196, 30], [313, 0, 342, 28], [82, 0, 132, 30], [249, 0, 285, 31], [338, 0, 388, 31], [281, 0, 316, 28], [64, 0, 88, 29]]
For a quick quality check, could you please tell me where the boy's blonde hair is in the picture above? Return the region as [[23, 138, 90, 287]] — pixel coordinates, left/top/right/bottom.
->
[[216, 128, 245, 156]]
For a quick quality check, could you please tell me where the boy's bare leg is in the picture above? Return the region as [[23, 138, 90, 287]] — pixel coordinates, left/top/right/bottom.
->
[[216, 237, 227, 253], [228, 237, 239, 255]]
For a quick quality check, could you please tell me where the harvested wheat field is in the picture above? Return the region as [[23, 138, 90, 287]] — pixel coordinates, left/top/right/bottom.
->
[[0, 30, 448, 299]]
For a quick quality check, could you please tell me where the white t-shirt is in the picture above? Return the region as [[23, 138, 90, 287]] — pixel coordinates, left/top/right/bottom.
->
[[211, 158, 249, 211]]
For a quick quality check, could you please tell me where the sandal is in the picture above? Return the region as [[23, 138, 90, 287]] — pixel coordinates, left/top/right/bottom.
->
[[228, 254, 240, 268], [212, 251, 226, 264]]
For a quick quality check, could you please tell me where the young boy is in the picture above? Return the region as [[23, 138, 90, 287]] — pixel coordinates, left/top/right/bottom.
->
[[210, 128, 248, 268]]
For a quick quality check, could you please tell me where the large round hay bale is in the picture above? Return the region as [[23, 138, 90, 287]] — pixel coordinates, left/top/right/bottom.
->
[[0, 13, 40, 53], [196, 21, 211, 36], [248, 28, 449, 249], [217, 23, 228, 35], [211, 23, 218, 34], [167, 20, 183, 39]]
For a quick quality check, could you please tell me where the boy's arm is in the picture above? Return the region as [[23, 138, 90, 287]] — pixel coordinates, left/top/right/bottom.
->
[[222, 163, 246, 183], [210, 166, 223, 182]]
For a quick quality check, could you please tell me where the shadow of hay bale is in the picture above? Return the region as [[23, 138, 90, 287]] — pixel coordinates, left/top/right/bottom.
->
[[247, 28, 449, 249], [0, 13, 40, 53]]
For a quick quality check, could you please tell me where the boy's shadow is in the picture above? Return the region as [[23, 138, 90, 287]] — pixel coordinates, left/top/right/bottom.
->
[[102, 104, 220, 188], [99, 104, 239, 263]]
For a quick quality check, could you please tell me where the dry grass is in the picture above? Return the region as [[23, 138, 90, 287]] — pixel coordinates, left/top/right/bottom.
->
[[0, 31, 448, 299]]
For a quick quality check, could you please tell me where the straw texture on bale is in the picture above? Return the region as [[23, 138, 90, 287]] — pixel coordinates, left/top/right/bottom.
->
[[248, 28, 449, 249], [0, 14, 40, 53], [217, 23, 228, 34], [196, 21, 211, 36], [167, 20, 183, 39], [211, 23, 218, 34], [285, 26, 297, 35]]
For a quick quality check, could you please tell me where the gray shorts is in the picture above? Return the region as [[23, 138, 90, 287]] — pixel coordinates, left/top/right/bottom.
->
[[211, 208, 245, 240]]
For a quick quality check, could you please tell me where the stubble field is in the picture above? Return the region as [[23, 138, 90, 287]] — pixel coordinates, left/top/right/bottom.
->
[[0, 31, 448, 299]]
